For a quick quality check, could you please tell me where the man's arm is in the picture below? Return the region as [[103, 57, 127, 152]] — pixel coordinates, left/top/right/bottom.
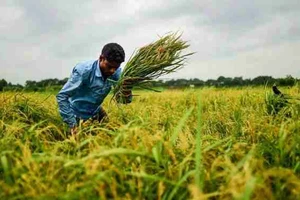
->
[[111, 68, 133, 104], [115, 80, 133, 104], [56, 67, 83, 128]]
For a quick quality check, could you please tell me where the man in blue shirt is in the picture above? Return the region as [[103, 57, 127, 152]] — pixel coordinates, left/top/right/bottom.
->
[[56, 43, 131, 134]]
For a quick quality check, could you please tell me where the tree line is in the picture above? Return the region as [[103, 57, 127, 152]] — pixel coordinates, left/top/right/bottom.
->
[[0, 75, 298, 92]]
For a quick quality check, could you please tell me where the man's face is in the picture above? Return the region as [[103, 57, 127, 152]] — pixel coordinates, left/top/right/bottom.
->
[[99, 55, 120, 78]]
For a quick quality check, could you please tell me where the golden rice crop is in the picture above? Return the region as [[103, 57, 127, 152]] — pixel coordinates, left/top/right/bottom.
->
[[1, 87, 300, 199]]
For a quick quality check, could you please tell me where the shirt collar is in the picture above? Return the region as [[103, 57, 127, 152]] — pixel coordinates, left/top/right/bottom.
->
[[95, 59, 102, 77]]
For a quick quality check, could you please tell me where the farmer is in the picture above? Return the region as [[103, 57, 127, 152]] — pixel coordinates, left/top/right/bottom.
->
[[56, 43, 132, 134]]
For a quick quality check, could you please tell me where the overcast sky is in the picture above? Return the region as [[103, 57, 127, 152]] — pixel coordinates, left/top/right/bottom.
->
[[1, 0, 299, 84]]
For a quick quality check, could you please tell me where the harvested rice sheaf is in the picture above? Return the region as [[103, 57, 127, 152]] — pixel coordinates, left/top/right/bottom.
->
[[113, 32, 194, 100]]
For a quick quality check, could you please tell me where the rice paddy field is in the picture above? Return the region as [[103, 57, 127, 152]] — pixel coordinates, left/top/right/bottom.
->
[[1, 86, 300, 199]]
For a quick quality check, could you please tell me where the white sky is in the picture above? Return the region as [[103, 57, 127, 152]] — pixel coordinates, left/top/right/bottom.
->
[[1, 0, 299, 84]]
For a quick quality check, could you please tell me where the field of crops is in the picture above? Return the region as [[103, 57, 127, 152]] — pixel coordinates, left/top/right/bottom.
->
[[1, 87, 300, 199]]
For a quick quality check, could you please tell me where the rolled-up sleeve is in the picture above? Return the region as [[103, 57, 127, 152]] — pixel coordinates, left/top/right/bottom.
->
[[56, 68, 83, 127]]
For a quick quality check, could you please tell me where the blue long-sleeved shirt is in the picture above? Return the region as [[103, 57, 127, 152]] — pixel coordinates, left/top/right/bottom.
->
[[56, 59, 124, 127]]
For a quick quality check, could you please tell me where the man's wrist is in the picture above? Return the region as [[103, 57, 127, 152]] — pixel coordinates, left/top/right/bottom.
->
[[69, 121, 77, 128]]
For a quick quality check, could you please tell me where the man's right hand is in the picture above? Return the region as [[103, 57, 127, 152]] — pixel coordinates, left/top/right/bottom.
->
[[115, 79, 133, 104], [71, 126, 77, 135]]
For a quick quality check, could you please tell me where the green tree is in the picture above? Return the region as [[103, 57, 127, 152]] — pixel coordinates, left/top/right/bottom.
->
[[0, 79, 8, 91]]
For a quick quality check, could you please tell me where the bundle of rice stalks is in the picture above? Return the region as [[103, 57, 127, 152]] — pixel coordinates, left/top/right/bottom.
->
[[113, 32, 194, 101]]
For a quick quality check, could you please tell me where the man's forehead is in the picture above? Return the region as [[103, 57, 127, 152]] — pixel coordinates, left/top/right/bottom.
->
[[106, 59, 120, 66]]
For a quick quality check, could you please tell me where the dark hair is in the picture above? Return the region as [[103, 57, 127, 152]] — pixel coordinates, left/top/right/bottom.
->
[[101, 43, 125, 63]]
